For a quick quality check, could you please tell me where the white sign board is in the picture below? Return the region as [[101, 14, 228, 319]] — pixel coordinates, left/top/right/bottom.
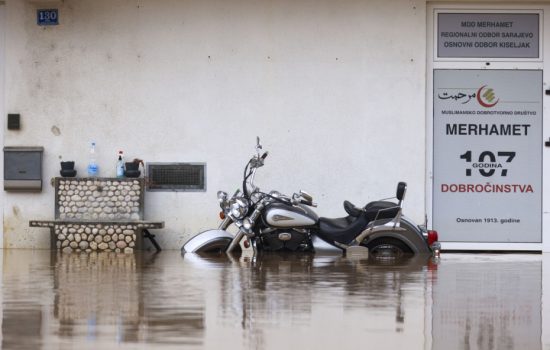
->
[[438, 13, 540, 58], [433, 70, 542, 243]]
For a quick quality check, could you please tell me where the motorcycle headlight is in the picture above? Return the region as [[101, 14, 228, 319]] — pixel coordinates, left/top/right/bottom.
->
[[229, 197, 249, 220]]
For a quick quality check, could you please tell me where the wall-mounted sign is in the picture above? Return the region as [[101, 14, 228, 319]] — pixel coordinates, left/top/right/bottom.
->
[[433, 69, 542, 243], [437, 13, 539, 58], [37, 9, 58, 26]]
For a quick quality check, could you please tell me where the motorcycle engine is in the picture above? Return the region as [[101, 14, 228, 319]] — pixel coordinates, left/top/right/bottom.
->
[[259, 229, 312, 252]]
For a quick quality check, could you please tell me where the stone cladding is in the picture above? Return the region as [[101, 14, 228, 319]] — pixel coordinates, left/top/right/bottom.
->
[[57, 179, 143, 220], [30, 178, 163, 253]]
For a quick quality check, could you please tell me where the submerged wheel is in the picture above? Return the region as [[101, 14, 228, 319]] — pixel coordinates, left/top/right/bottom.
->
[[364, 237, 412, 260]]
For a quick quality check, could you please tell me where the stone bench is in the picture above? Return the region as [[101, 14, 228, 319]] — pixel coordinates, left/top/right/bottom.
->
[[29, 177, 164, 253]]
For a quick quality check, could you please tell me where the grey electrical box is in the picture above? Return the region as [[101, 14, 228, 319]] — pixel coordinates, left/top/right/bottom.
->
[[4, 146, 44, 192]]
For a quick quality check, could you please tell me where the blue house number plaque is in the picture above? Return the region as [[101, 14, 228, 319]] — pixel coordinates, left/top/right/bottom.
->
[[37, 9, 58, 26]]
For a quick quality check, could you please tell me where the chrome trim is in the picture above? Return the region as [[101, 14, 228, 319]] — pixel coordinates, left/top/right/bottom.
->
[[218, 217, 232, 230], [311, 236, 342, 252], [272, 215, 294, 222], [265, 207, 317, 227], [431, 242, 441, 257], [278, 232, 292, 241], [227, 229, 245, 253], [353, 220, 406, 245]]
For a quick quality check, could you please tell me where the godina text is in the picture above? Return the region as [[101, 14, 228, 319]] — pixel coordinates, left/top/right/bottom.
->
[[446, 123, 530, 136], [441, 183, 534, 193]]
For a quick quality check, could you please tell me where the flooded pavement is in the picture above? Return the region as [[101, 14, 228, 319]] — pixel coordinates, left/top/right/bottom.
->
[[0, 250, 549, 350]]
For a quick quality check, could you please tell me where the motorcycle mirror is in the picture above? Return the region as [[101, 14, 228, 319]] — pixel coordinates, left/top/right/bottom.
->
[[256, 136, 262, 151], [261, 151, 268, 160]]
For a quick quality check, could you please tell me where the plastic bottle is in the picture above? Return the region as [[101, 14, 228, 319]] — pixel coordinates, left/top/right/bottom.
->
[[116, 150, 125, 178], [87, 141, 99, 177]]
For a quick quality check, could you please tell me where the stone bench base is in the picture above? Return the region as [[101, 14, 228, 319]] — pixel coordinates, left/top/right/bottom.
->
[[29, 220, 164, 253]]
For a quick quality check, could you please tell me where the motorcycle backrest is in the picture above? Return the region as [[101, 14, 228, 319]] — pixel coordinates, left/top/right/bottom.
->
[[396, 182, 407, 201]]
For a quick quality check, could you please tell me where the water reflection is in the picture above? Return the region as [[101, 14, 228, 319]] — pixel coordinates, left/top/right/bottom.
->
[[1, 250, 207, 349], [431, 257, 542, 350], [187, 252, 438, 349], [53, 252, 141, 342], [0, 250, 547, 349]]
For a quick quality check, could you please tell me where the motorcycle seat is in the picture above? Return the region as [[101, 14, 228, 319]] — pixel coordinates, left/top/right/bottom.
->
[[343, 200, 362, 217], [318, 201, 402, 245], [344, 200, 398, 218], [318, 214, 369, 245], [365, 200, 398, 211], [363, 201, 400, 222]]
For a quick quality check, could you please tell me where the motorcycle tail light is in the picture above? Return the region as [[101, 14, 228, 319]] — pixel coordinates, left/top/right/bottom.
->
[[219, 211, 226, 220], [427, 230, 439, 246]]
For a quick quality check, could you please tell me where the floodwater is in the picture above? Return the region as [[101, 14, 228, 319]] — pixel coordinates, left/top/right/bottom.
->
[[0, 250, 549, 350]]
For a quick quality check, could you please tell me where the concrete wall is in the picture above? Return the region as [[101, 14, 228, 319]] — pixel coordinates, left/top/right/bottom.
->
[[1, 0, 427, 249]]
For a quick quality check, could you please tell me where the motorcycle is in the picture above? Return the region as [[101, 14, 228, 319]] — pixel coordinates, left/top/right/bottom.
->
[[182, 138, 440, 258]]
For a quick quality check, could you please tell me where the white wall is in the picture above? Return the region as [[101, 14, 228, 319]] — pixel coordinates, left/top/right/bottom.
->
[[2, 0, 427, 249], [0, 2, 5, 249]]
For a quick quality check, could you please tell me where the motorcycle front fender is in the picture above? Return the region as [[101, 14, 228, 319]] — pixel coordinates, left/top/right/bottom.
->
[[181, 229, 234, 254]]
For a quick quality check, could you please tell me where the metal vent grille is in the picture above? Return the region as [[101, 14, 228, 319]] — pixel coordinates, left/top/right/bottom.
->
[[147, 163, 206, 192]]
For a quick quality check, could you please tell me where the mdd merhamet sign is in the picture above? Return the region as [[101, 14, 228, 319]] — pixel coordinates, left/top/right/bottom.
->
[[433, 70, 542, 243], [438, 13, 539, 58]]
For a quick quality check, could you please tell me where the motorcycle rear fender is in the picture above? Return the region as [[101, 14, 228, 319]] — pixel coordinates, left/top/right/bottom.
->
[[181, 229, 234, 254], [361, 216, 431, 254]]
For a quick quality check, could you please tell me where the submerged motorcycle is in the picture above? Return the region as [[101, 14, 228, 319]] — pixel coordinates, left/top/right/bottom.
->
[[182, 138, 440, 258]]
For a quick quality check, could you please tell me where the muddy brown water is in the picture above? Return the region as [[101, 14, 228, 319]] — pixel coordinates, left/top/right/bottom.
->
[[0, 250, 548, 349]]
